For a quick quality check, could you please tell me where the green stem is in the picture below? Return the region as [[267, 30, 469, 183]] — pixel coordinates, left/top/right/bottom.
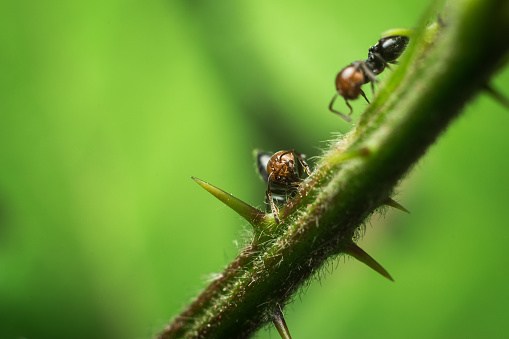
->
[[159, 0, 509, 337]]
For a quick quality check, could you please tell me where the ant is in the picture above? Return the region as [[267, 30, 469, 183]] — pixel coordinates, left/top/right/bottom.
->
[[329, 35, 410, 122], [255, 150, 311, 224]]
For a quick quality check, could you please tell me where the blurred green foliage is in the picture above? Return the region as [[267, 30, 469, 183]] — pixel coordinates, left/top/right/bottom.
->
[[0, 0, 508, 338]]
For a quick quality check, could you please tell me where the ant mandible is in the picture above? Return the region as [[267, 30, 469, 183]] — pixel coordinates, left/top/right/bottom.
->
[[329, 34, 410, 122], [255, 150, 311, 224]]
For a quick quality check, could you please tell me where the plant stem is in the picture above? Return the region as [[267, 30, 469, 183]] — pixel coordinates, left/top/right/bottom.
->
[[159, 0, 509, 337]]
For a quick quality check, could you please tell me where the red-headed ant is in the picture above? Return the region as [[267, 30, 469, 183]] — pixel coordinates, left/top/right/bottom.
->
[[255, 150, 311, 224]]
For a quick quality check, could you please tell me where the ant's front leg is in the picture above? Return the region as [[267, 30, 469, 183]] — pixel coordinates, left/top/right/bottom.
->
[[296, 155, 311, 176], [359, 89, 370, 105], [358, 61, 379, 84], [356, 61, 378, 95], [266, 176, 281, 224], [344, 99, 354, 117], [285, 150, 311, 176]]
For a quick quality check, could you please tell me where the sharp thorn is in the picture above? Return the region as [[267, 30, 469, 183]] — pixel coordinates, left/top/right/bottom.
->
[[346, 243, 394, 282], [484, 84, 509, 110], [385, 197, 410, 214], [273, 307, 292, 339], [191, 176, 266, 225]]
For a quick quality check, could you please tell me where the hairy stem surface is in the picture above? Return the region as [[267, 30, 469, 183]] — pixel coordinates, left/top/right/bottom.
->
[[159, 0, 509, 337]]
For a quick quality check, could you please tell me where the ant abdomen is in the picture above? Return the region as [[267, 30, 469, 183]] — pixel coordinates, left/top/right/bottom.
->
[[366, 35, 410, 76], [370, 35, 410, 64]]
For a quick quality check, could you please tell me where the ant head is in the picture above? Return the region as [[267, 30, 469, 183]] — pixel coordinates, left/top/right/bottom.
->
[[267, 151, 299, 186], [335, 63, 366, 100]]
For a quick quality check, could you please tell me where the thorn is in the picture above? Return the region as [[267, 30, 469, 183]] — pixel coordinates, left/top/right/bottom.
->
[[385, 197, 410, 214], [345, 243, 394, 282], [191, 176, 266, 226], [484, 84, 509, 110], [273, 307, 292, 339], [358, 146, 371, 157]]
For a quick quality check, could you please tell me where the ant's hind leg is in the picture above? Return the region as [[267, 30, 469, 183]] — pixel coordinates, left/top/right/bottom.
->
[[329, 92, 352, 122], [345, 99, 354, 117]]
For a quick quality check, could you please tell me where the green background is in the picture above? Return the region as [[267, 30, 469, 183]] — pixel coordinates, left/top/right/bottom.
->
[[1, 1, 508, 338]]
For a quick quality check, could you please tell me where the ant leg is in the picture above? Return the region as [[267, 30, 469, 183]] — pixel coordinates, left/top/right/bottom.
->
[[345, 99, 354, 117], [297, 155, 311, 176], [358, 61, 378, 95], [266, 174, 281, 224], [284, 150, 311, 176], [266, 190, 281, 224], [360, 89, 371, 104], [329, 92, 352, 122], [375, 53, 392, 70], [359, 61, 379, 83]]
